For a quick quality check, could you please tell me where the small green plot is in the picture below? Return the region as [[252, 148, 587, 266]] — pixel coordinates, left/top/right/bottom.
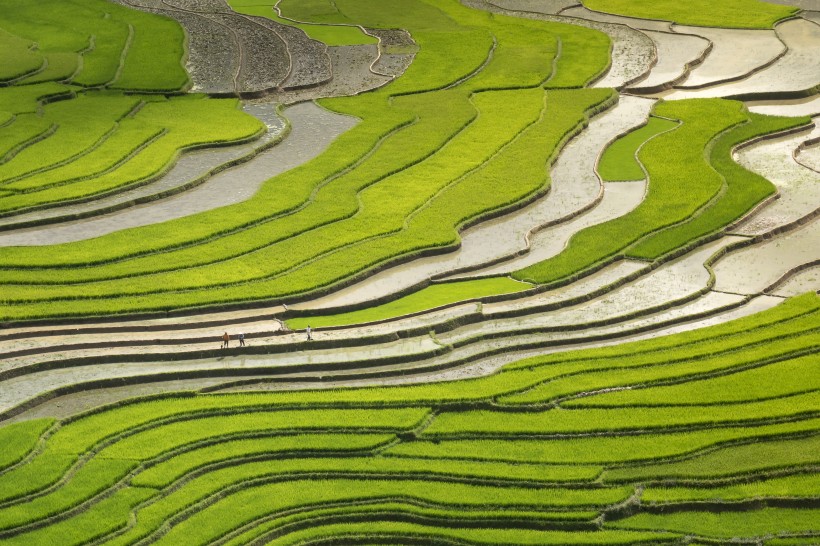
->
[[228, 0, 377, 45], [581, 0, 797, 29], [597, 117, 678, 182], [0, 27, 42, 82], [0, 418, 53, 472], [286, 277, 531, 330], [609, 508, 820, 539]]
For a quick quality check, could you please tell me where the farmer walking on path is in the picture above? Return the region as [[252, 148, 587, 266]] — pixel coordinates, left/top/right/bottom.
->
[[306, 325, 312, 341], [239, 333, 246, 347], [222, 332, 230, 349]]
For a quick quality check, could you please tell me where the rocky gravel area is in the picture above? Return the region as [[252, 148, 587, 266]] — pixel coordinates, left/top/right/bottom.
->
[[273, 45, 393, 104], [113, 0, 296, 95], [489, 0, 580, 15], [252, 16, 332, 90], [174, 10, 239, 93], [109, 0, 240, 94], [372, 54, 415, 79], [209, 13, 289, 93], [764, 0, 820, 8], [162, 0, 232, 12], [366, 28, 416, 50], [367, 28, 417, 78]]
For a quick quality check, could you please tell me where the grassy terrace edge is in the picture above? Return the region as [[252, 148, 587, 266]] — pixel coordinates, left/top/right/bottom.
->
[[0, 294, 816, 544]]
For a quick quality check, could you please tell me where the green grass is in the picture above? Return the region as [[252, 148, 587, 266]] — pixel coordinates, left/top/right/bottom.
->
[[0, 0, 189, 90], [0, 27, 42, 82], [0, 458, 137, 532], [0, 89, 613, 319], [0, 95, 264, 213], [100, 409, 427, 460], [499, 327, 820, 405], [609, 508, 820, 539], [110, 8, 189, 91], [581, 0, 798, 29], [0, 486, 155, 546], [0, 82, 71, 114], [0, 0, 615, 321], [0, 418, 52, 472], [643, 473, 820, 503], [286, 277, 531, 329], [512, 99, 808, 284], [0, 1, 818, 542], [597, 117, 678, 181], [0, 93, 142, 186], [604, 433, 820, 482], [134, 454, 601, 490], [221, 504, 599, 546], [628, 111, 811, 259], [566, 354, 820, 408], [0, 296, 817, 542], [513, 99, 747, 283], [131, 434, 396, 488], [423, 391, 820, 437], [385, 419, 820, 464], [274, 524, 676, 546], [0, 407, 426, 505], [145, 478, 630, 545]]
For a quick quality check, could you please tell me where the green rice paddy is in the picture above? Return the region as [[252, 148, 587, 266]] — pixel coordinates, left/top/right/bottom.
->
[[0, 294, 816, 543], [581, 0, 798, 29], [0, 0, 818, 543]]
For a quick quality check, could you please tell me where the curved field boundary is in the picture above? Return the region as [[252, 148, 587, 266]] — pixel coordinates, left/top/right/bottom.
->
[[0, 10, 620, 320], [670, 24, 788, 90], [0, 236, 808, 421], [579, 0, 798, 30], [625, 29, 712, 95], [0, 294, 816, 543]]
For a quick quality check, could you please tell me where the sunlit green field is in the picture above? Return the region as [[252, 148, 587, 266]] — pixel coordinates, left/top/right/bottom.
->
[[0, 0, 817, 543]]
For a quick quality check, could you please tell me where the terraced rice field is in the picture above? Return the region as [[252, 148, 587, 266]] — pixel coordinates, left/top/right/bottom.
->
[[0, 0, 817, 543]]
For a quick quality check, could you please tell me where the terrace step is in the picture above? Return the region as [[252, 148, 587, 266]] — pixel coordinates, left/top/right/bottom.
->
[[625, 30, 711, 94], [672, 26, 786, 89], [0, 235, 793, 419], [291, 95, 655, 310], [731, 121, 820, 236], [466, 0, 656, 90], [0, 102, 355, 245], [661, 17, 820, 101]]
